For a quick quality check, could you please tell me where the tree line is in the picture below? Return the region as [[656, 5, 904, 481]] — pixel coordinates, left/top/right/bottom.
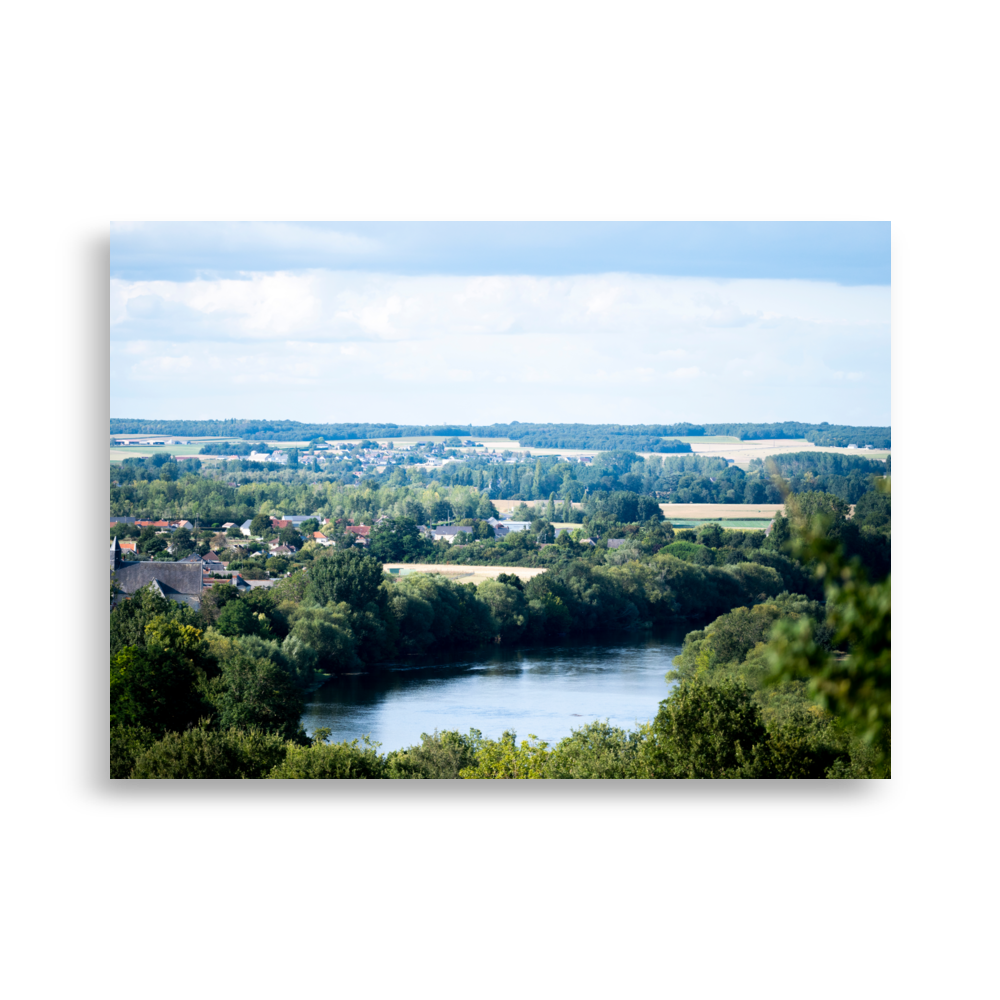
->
[[111, 419, 890, 448]]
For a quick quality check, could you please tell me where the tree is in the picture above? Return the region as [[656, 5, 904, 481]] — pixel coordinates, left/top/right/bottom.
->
[[644, 679, 770, 778], [387, 729, 481, 779], [209, 653, 305, 740], [267, 732, 385, 778], [249, 513, 271, 536], [368, 516, 431, 562], [110, 583, 199, 656], [110, 634, 215, 737], [476, 579, 527, 642], [459, 730, 551, 779], [215, 598, 275, 639], [306, 550, 386, 610], [226, 525, 243, 538], [765, 483, 891, 775], [476, 493, 499, 520]]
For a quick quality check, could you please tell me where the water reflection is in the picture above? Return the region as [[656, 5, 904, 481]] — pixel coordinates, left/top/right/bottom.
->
[[301, 629, 688, 751]]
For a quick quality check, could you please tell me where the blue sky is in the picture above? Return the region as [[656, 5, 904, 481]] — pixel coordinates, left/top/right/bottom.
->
[[110, 222, 890, 425]]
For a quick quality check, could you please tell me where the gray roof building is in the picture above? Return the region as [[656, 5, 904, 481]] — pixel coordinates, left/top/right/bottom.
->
[[111, 538, 203, 610]]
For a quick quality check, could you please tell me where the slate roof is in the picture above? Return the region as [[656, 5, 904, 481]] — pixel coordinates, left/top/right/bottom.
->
[[113, 559, 203, 609]]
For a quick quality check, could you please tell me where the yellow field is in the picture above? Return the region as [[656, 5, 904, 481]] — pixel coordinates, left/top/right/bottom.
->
[[382, 563, 547, 585], [659, 503, 784, 519]]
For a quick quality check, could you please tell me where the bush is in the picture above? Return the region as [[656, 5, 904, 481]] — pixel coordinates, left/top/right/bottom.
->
[[110, 724, 157, 778], [268, 735, 385, 778], [386, 729, 481, 778]]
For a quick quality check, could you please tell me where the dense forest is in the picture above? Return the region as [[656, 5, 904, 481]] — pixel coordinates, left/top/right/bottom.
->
[[110, 419, 890, 449], [110, 473, 890, 779]]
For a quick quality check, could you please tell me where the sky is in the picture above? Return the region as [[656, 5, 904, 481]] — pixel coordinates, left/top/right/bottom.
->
[[110, 222, 891, 426]]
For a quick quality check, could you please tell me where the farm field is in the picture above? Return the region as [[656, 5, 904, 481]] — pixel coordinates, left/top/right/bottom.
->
[[382, 563, 547, 585], [659, 503, 784, 519], [110, 443, 209, 461], [671, 437, 890, 467], [664, 519, 774, 530]]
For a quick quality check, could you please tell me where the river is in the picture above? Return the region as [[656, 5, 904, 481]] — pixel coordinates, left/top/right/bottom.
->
[[300, 627, 689, 751]]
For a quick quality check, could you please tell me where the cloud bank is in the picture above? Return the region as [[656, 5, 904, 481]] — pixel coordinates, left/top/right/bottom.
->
[[110, 271, 890, 425]]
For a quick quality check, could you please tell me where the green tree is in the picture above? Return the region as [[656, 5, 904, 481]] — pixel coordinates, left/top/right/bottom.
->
[[476, 493, 499, 520], [644, 679, 770, 778], [131, 727, 289, 779], [110, 639, 214, 737], [209, 653, 306, 741], [249, 513, 271, 536], [459, 730, 551, 779], [306, 550, 386, 610], [386, 729, 482, 779], [765, 485, 891, 775], [476, 578, 527, 642], [267, 732, 385, 778], [215, 598, 275, 639]]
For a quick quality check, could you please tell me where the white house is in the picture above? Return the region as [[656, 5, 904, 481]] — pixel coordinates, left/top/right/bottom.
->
[[431, 526, 474, 543]]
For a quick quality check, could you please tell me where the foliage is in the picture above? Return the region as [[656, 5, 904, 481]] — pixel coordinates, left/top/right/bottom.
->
[[765, 482, 891, 774], [131, 727, 289, 779], [208, 652, 306, 741], [267, 732, 385, 778], [459, 730, 551, 779], [110, 724, 157, 778], [545, 721, 651, 779], [644, 679, 771, 778], [386, 729, 482, 778], [306, 550, 386, 610]]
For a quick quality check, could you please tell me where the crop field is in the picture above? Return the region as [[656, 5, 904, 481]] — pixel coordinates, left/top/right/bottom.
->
[[382, 564, 547, 585], [659, 503, 784, 519], [664, 519, 774, 530], [110, 443, 209, 461]]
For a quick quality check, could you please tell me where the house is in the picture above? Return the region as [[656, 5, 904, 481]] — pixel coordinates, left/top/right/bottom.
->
[[432, 526, 474, 543], [170, 520, 194, 531], [345, 525, 371, 538], [239, 519, 253, 536], [281, 515, 315, 526], [270, 544, 295, 556], [221, 522, 236, 530], [500, 521, 532, 533], [118, 540, 138, 552], [135, 520, 174, 531], [607, 538, 629, 549], [111, 539, 203, 610], [110, 516, 136, 526], [553, 527, 576, 539], [271, 519, 293, 530]]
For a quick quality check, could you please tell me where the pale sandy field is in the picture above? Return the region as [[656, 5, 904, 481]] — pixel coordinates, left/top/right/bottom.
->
[[382, 563, 547, 584], [659, 503, 784, 519]]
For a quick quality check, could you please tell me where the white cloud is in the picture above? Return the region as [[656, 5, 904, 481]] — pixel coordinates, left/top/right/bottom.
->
[[110, 271, 890, 424]]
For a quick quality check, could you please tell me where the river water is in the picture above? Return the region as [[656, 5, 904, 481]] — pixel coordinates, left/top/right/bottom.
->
[[300, 627, 689, 752]]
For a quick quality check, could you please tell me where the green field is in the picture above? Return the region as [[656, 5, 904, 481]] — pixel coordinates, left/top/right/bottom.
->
[[664, 518, 774, 530]]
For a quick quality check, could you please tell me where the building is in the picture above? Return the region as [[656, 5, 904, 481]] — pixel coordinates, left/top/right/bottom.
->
[[431, 526, 474, 543], [500, 521, 532, 533], [111, 538, 203, 610]]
